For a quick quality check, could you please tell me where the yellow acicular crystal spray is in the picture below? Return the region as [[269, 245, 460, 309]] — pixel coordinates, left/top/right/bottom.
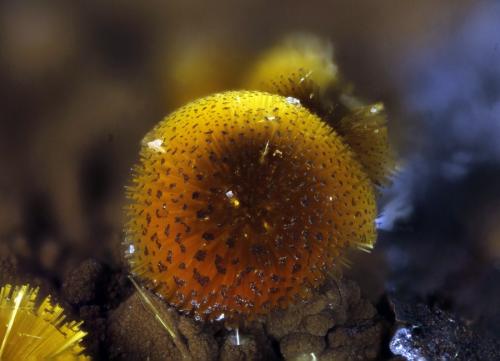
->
[[0, 284, 89, 361]]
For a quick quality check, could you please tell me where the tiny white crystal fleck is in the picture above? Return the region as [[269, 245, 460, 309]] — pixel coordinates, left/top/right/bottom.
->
[[286, 96, 301, 105], [147, 139, 165, 153]]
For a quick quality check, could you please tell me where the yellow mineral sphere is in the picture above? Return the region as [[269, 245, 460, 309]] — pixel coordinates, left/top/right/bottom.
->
[[125, 90, 376, 321], [243, 35, 338, 107]]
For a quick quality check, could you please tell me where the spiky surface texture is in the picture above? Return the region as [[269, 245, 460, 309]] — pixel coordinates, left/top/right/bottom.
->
[[335, 103, 395, 187], [243, 36, 395, 188], [245, 35, 337, 95], [243, 35, 338, 113], [0, 284, 89, 361], [125, 90, 376, 321]]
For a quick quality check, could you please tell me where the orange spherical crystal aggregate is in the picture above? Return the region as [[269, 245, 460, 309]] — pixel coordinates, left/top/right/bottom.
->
[[125, 91, 376, 321]]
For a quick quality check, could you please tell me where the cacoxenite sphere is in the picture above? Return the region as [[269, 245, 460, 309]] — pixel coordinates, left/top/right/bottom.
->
[[244, 35, 338, 99], [125, 90, 376, 321]]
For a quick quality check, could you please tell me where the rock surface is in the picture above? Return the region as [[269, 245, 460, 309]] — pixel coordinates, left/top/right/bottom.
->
[[389, 297, 500, 361]]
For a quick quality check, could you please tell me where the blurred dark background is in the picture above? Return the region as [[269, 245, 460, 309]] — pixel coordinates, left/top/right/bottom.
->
[[0, 0, 499, 359]]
